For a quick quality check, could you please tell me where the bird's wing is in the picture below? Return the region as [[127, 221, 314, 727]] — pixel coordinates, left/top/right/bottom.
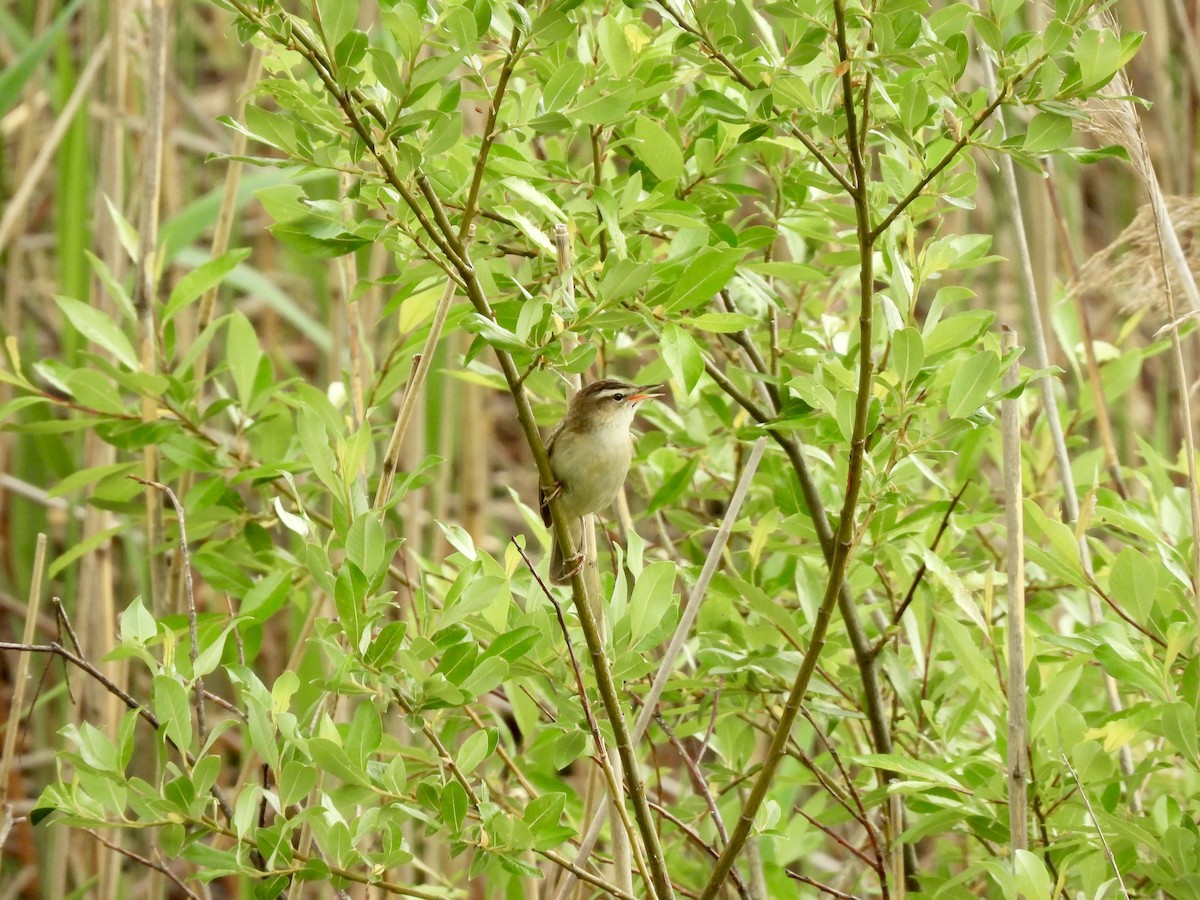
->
[[539, 423, 564, 526]]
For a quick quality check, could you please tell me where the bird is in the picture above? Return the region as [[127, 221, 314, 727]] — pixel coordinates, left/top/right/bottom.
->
[[540, 379, 662, 584]]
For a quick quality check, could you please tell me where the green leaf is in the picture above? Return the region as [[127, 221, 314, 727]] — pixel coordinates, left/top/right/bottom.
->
[[0, 0, 85, 117], [683, 312, 758, 333], [441, 781, 468, 834], [365, 621, 408, 667], [597, 17, 633, 77], [346, 702, 382, 767], [307, 737, 370, 787], [627, 561, 676, 649], [278, 760, 318, 808], [317, 0, 358, 49], [1108, 547, 1157, 620], [163, 249, 251, 322], [1163, 701, 1199, 763], [297, 407, 340, 494], [225, 311, 261, 409], [1013, 849, 1053, 899], [463, 313, 528, 353], [1075, 27, 1121, 91], [346, 512, 387, 584], [892, 326, 924, 385], [120, 597, 158, 644], [542, 61, 585, 112], [1023, 111, 1073, 154], [49, 461, 139, 498], [852, 753, 966, 790], [152, 675, 193, 751], [54, 296, 139, 370], [572, 81, 635, 126], [193, 622, 238, 679], [334, 565, 367, 642], [634, 117, 683, 182], [923, 310, 993, 358], [524, 792, 571, 849], [48, 525, 126, 580], [456, 729, 492, 774], [459, 656, 509, 698], [946, 350, 1000, 419], [660, 323, 704, 394], [667, 248, 743, 311], [85, 251, 136, 323]]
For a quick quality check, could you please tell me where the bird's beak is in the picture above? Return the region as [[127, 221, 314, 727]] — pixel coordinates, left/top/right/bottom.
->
[[630, 383, 665, 402]]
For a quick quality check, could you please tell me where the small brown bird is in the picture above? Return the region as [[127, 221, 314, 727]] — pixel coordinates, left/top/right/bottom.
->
[[540, 379, 662, 584]]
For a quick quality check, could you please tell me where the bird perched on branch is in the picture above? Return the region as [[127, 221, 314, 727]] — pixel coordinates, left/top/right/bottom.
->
[[540, 379, 662, 584]]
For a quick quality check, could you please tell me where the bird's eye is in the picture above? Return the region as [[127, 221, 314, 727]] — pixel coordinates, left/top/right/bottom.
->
[[613, 393, 625, 402]]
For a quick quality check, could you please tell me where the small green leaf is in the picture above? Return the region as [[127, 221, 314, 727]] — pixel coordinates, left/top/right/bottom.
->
[[456, 729, 492, 774], [627, 561, 676, 649], [634, 118, 683, 182], [365, 621, 408, 666], [459, 656, 509, 698], [1163, 701, 1199, 763], [1108, 547, 1157, 620], [316, 0, 358, 49], [667, 248, 743, 311], [225, 311, 261, 409], [542, 61, 585, 112], [193, 622, 238, 679], [441, 781, 468, 834], [892, 326, 924, 385], [1013, 849, 1053, 899], [463, 313, 528, 353], [120, 597, 158, 644], [946, 350, 1000, 419], [684, 312, 758, 333], [346, 512, 387, 583], [307, 737, 369, 787], [152, 675, 193, 751], [1023, 111, 1073, 154], [334, 565, 367, 642], [346, 702, 382, 767], [597, 17, 633, 77], [278, 760, 318, 808], [0, 0, 85, 117], [163, 249, 251, 322], [661, 323, 704, 394], [54, 296, 139, 370]]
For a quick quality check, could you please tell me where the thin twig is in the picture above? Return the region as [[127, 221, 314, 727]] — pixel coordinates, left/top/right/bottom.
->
[[132, 477, 207, 744], [1060, 751, 1130, 899]]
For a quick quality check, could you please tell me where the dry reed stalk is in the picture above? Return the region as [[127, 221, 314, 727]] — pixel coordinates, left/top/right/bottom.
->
[[0, 41, 108, 255], [0, 535, 48, 870], [169, 45, 264, 614], [1042, 161, 1128, 498], [1001, 328, 1028, 852], [374, 230, 472, 510], [1079, 66, 1200, 630], [981, 29, 1144, 813], [133, 0, 170, 611], [69, 1, 131, 893]]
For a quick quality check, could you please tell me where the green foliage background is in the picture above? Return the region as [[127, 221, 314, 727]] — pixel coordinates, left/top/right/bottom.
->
[[1, 0, 1198, 898]]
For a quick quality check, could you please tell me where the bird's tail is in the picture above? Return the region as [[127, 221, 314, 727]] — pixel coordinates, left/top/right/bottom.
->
[[549, 519, 582, 584]]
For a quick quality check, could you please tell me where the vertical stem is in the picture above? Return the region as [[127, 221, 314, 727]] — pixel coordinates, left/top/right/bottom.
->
[[700, 1, 878, 893], [981, 27, 1141, 811], [1001, 327, 1028, 852], [134, 0, 169, 611], [0, 535, 48, 822]]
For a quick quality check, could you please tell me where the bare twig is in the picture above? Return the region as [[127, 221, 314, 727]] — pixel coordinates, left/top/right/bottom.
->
[[132, 477, 206, 744]]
